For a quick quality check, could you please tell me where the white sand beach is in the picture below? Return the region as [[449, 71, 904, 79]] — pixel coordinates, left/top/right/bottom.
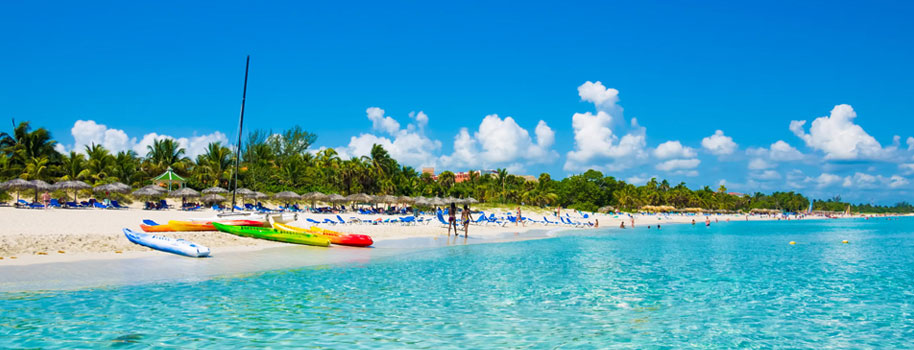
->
[[0, 205, 825, 267]]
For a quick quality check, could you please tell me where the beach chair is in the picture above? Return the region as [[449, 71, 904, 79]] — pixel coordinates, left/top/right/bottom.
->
[[306, 218, 323, 225], [143, 219, 160, 226], [48, 198, 62, 208], [234, 205, 245, 211], [322, 218, 337, 225], [335, 215, 348, 225], [93, 202, 109, 209], [110, 200, 127, 209]]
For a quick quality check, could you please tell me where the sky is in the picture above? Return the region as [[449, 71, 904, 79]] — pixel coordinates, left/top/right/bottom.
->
[[2, 1, 913, 204]]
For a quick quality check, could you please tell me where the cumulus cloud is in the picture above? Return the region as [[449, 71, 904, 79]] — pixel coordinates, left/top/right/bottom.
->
[[790, 104, 886, 160], [337, 109, 441, 168], [366, 107, 401, 135], [701, 130, 737, 156], [439, 114, 557, 170], [832, 172, 909, 190], [133, 131, 229, 158], [908, 137, 914, 151], [656, 158, 700, 172], [70, 120, 135, 153], [751, 170, 782, 180], [813, 173, 843, 188], [564, 110, 648, 171], [63, 119, 227, 158], [653, 141, 696, 159], [578, 81, 619, 106], [889, 175, 909, 189], [748, 158, 774, 170], [900, 163, 914, 175]]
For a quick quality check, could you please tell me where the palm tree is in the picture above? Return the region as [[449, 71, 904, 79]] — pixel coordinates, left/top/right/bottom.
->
[[194, 142, 234, 187], [22, 156, 49, 180], [145, 138, 188, 175], [85, 143, 114, 184], [58, 151, 89, 181], [495, 168, 509, 202]]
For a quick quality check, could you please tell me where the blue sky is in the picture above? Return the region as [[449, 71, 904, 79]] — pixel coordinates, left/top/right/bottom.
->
[[2, 1, 913, 204]]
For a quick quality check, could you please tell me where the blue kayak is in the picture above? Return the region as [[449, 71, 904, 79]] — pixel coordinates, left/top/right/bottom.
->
[[122, 228, 211, 258]]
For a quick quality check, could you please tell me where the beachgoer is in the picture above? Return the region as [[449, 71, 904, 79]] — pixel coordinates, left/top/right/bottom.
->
[[448, 203, 457, 235], [462, 204, 471, 237], [691, 219, 696, 225], [41, 191, 50, 207], [657, 224, 661, 230], [620, 221, 626, 229], [630, 216, 635, 228], [594, 219, 599, 228], [516, 207, 524, 227], [705, 217, 711, 226]]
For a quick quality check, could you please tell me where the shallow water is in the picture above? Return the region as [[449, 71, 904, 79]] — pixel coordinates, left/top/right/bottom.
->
[[2, 218, 913, 348]]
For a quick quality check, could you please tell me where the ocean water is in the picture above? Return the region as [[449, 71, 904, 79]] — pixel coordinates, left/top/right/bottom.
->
[[2, 218, 913, 348]]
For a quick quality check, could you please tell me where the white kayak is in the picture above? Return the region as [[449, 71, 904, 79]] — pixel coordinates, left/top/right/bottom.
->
[[122, 228, 211, 258]]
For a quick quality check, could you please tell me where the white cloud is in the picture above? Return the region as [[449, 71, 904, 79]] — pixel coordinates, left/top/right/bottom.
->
[[410, 111, 429, 131], [132, 131, 229, 158], [751, 170, 782, 180], [748, 158, 774, 170], [70, 120, 136, 153], [889, 175, 909, 189], [813, 173, 843, 188], [577, 81, 619, 106], [653, 141, 696, 159], [564, 112, 647, 171], [54, 143, 67, 154], [701, 130, 737, 156], [656, 158, 700, 172], [65, 119, 227, 158], [366, 107, 400, 135], [900, 163, 914, 175], [908, 137, 914, 151], [790, 104, 886, 160], [440, 114, 556, 170]]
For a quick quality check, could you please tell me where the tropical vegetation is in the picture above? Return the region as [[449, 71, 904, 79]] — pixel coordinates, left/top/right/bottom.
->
[[1, 120, 911, 214]]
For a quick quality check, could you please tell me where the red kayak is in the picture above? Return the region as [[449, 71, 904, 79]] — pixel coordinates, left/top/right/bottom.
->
[[273, 223, 374, 247]]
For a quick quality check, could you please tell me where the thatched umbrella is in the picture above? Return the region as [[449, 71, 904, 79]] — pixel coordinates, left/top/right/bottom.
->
[[168, 187, 200, 207], [465, 197, 479, 204], [93, 182, 131, 199], [202, 186, 228, 194], [253, 191, 268, 199], [131, 186, 165, 200], [301, 191, 328, 208], [2, 178, 33, 203], [327, 194, 345, 202], [233, 188, 254, 204], [202, 193, 226, 204], [345, 193, 373, 203], [29, 180, 53, 203], [377, 194, 397, 205], [273, 191, 301, 207], [55, 180, 91, 202], [397, 195, 415, 204]]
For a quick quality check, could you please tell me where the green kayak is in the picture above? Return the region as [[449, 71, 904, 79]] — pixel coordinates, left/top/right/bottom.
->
[[213, 222, 331, 247]]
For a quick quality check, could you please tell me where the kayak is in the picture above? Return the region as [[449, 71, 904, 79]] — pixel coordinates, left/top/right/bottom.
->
[[212, 222, 331, 247], [273, 222, 373, 247], [122, 228, 210, 258], [167, 219, 267, 231], [140, 220, 176, 232]]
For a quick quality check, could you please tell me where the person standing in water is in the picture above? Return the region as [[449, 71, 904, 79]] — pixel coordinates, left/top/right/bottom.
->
[[461, 204, 472, 237], [705, 216, 711, 226], [620, 221, 626, 229], [448, 203, 458, 236]]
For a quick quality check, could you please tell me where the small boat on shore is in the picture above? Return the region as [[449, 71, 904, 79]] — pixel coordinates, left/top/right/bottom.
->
[[122, 228, 211, 258], [212, 222, 330, 247], [272, 222, 373, 247], [167, 219, 266, 231]]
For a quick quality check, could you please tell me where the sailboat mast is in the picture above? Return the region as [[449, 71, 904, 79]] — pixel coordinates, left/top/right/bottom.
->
[[231, 55, 250, 212]]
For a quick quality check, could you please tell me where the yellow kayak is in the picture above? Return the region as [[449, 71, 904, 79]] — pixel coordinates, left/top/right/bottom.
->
[[273, 223, 374, 247]]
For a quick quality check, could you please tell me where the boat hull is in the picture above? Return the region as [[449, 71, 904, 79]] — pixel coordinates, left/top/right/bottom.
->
[[213, 222, 330, 247], [273, 222, 373, 247], [123, 228, 210, 258]]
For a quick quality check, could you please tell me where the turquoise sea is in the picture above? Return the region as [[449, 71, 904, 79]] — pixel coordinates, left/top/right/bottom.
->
[[2, 218, 913, 348]]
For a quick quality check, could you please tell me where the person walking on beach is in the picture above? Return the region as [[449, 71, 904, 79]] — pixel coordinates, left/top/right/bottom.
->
[[41, 191, 50, 208], [448, 203, 458, 236], [594, 219, 599, 228], [516, 207, 525, 227], [462, 204, 472, 237]]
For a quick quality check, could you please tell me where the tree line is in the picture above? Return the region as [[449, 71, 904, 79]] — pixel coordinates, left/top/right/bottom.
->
[[2, 121, 911, 214]]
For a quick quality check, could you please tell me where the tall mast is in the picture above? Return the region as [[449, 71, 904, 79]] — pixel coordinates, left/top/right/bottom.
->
[[231, 55, 250, 212]]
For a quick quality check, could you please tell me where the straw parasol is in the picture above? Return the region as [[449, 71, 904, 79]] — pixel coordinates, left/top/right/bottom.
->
[[168, 187, 200, 198], [1, 178, 34, 203], [252, 191, 268, 199], [327, 194, 345, 202], [55, 180, 92, 202], [464, 197, 479, 204], [94, 182, 131, 194], [346, 193, 373, 203], [273, 191, 301, 206], [231, 188, 255, 205], [29, 180, 53, 203], [202, 193, 226, 204], [376, 194, 397, 205], [132, 185, 165, 199], [202, 186, 228, 194], [301, 191, 328, 208], [397, 195, 415, 204]]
